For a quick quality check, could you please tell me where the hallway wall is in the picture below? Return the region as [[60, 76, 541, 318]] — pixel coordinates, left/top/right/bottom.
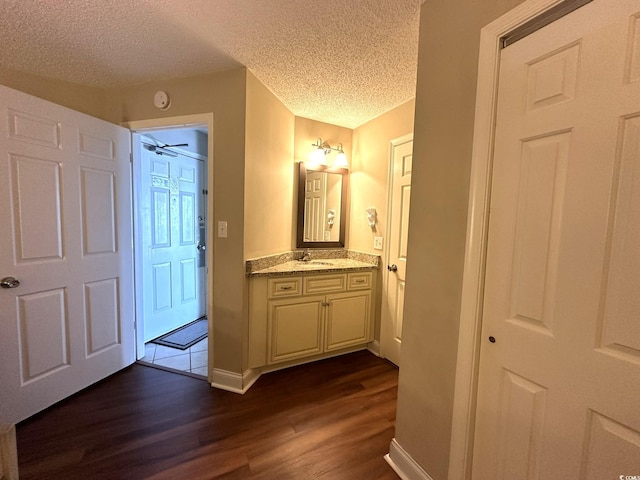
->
[[393, 1, 527, 478]]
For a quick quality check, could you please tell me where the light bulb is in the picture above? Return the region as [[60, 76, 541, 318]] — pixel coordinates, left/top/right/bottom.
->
[[334, 151, 348, 168], [309, 146, 326, 165]]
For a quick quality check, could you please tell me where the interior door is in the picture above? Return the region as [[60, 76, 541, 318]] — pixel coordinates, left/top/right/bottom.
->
[[473, 1, 640, 477], [0, 85, 135, 424], [139, 139, 206, 342], [304, 170, 326, 242], [381, 137, 412, 366]]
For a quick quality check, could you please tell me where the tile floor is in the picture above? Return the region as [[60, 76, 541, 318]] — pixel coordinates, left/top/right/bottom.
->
[[140, 337, 208, 377]]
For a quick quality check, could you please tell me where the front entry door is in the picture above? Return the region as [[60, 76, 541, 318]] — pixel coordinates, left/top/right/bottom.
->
[[139, 138, 206, 342], [381, 136, 413, 366], [473, 1, 640, 477], [0, 85, 135, 424]]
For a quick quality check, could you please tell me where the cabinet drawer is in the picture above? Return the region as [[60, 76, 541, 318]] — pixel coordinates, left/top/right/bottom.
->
[[268, 277, 302, 298], [348, 272, 372, 290], [304, 274, 346, 294]]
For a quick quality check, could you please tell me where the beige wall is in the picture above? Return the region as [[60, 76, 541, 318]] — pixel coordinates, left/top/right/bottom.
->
[[244, 71, 295, 259], [350, 100, 415, 342], [350, 100, 415, 254], [393, 1, 526, 478], [0, 67, 107, 120], [106, 68, 249, 374], [293, 117, 353, 248]]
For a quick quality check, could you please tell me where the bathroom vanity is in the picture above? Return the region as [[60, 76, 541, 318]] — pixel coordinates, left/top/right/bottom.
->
[[247, 254, 379, 370]]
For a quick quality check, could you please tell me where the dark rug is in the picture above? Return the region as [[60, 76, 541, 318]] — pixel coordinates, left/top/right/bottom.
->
[[150, 318, 208, 350]]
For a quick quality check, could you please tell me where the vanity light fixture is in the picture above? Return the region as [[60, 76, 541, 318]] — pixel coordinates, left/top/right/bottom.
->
[[309, 138, 348, 168]]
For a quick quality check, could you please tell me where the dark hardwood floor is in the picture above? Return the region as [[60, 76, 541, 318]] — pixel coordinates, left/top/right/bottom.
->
[[16, 350, 400, 479]]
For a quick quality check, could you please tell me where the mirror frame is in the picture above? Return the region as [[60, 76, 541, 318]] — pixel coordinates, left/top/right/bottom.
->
[[296, 162, 348, 248]]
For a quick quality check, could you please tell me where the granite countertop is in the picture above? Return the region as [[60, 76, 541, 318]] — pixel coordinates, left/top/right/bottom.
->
[[246, 250, 380, 277], [249, 258, 378, 277]]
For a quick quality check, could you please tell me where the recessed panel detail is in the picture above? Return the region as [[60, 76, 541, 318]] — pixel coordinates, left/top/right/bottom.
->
[[625, 13, 640, 84], [402, 154, 413, 177], [8, 109, 60, 149], [180, 258, 197, 303], [84, 279, 120, 356], [10, 155, 63, 263], [151, 158, 169, 177], [152, 262, 172, 313], [151, 188, 170, 248], [395, 280, 405, 341], [180, 166, 196, 183], [526, 42, 580, 111], [581, 411, 640, 479], [597, 115, 640, 361], [78, 131, 114, 160], [496, 370, 547, 480], [509, 132, 570, 334], [399, 185, 411, 260], [270, 302, 323, 360], [180, 192, 195, 245], [18, 289, 69, 384], [81, 168, 116, 255]]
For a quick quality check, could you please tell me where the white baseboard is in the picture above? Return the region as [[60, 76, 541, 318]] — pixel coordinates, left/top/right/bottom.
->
[[385, 438, 434, 480], [367, 340, 381, 357], [211, 346, 379, 394], [210, 368, 260, 394]]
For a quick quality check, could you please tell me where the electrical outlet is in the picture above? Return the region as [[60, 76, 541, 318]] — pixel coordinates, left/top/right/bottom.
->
[[217, 221, 228, 238], [374, 236, 383, 250]]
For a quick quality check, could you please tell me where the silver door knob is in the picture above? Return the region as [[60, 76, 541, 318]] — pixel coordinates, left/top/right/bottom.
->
[[1, 277, 20, 288], [197, 243, 206, 251], [387, 264, 398, 272]]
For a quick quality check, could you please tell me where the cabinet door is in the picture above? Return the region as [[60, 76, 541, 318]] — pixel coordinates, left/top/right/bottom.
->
[[268, 296, 324, 364], [325, 291, 371, 351]]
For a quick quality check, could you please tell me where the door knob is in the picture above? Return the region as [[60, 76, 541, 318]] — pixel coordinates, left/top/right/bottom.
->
[[197, 243, 206, 251], [1, 277, 20, 289], [387, 264, 398, 272]]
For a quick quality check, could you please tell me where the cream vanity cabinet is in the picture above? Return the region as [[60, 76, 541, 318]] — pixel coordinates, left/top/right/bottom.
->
[[249, 271, 374, 368]]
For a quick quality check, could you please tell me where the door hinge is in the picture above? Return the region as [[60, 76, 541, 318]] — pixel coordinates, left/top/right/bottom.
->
[[202, 189, 208, 195]]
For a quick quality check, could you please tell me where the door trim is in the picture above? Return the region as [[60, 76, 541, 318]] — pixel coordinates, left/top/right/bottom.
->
[[448, 1, 569, 478], [380, 133, 413, 363], [124, 114, 214, 382]]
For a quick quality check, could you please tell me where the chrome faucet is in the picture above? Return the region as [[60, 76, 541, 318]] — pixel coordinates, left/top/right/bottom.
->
[[300, 249, 312, 262]]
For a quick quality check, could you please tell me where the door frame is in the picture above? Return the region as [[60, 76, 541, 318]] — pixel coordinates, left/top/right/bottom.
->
[[380, 133, 413, 363], [124, 114, 214, 381], [447, 1, 574, 478]]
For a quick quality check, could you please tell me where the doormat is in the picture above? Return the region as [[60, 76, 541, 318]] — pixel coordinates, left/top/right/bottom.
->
[[150, 318, 208, 350]]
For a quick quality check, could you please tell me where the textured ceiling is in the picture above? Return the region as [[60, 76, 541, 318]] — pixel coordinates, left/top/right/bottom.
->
[[0, 0, 422, 128]]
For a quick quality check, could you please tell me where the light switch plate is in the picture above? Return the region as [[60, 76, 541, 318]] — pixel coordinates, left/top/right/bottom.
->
[[217, 221, 228, 238], [374, 236, 383, 250]]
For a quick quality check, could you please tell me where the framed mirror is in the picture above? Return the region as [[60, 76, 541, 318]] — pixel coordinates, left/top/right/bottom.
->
[[296, 162, 348, 248]]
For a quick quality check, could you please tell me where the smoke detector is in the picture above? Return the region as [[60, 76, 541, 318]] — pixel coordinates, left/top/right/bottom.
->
[[153, 91, 171, 110]]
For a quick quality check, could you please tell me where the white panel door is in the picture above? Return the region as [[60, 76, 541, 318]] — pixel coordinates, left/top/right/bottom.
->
[[0, 85, 134, 424], [473, 1, 640, 478], [304, 171, 326, 242], [381, 137, 412, 366], [139, 141, 206, 341]]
